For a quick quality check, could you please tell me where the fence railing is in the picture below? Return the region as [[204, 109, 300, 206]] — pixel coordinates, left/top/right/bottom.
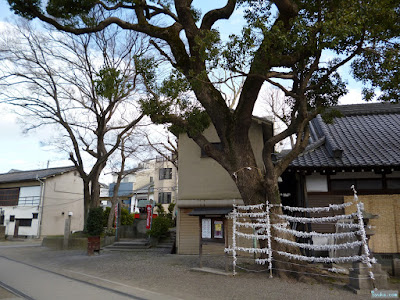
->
[[18, 196, 40, 206]]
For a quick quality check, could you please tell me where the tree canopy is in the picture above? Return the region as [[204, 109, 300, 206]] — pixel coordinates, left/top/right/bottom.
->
[[6, 0, 400, 202], [6, 0, 400, 278]]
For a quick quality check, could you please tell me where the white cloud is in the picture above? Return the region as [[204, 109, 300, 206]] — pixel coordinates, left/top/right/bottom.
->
[[339, 88, 366, 105]]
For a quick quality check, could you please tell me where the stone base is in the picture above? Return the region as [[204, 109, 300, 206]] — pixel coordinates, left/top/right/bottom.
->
[[348, 262, 388, 293], [393, 259, 400, 277]]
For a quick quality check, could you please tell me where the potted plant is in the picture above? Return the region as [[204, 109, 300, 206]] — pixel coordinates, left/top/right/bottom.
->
[[86, 207, 104, 255]]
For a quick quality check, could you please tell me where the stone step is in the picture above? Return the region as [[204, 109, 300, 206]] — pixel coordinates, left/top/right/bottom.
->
[[113, 241, 149, 246], [156, 243, 174, 248], [104, 238, 151, 251]]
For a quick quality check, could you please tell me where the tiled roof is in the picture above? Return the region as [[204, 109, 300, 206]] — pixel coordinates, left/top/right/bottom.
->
[[0, 166, 76, 183], [289, 103, 400, 170]]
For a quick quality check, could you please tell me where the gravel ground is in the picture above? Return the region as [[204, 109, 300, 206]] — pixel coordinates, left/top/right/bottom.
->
[[0, 242, 396, 300]]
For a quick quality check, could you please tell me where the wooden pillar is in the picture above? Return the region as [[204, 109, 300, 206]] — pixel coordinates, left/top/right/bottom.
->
[[224, 217, 229, 272], [13, 220, 19, 238], [63, 217, 71, 249], [199, 217, 203, 268]]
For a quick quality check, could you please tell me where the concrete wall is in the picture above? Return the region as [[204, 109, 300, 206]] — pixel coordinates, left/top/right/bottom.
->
[[40, 171, 84, 236]]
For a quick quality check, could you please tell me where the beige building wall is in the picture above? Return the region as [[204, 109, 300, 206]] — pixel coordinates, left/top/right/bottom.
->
[[153, 159, 178, 205], [178, 208, 255, 255], [41, 171, 84, 236], [178, 122, 266, 201], [177, 120, 270, 254], [344, 194, 400, 253]]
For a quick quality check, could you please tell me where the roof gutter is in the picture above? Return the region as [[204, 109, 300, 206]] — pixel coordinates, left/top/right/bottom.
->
[[36, 176, 45, 239]]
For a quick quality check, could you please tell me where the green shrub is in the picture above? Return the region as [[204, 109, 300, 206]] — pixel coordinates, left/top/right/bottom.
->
[[103, 206, 134, 226], [86, 207, 104, 237], [104, 227, 116, 236], [155, 203, 166, 216], [147, 216, 173, 238], [103, 207, 111, 227], [120, 207, 134, 225]]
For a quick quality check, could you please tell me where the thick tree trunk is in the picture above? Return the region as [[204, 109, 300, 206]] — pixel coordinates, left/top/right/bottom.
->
[[107, 199, 119, 230], [83, 182, 91, 227]]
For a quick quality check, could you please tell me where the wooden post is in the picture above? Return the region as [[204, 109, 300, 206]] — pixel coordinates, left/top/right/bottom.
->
[[224, 218, 229, 273], [13, 220, 19, 238], [63, 217, 71, 249], [199, 217, 203, 268]]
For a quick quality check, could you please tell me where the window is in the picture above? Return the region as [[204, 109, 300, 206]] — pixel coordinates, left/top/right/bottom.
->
[[330, 180, 355, 191], [150, 176, 153, 183], [387, 179, 400, 189], [159, 168, 172, 180], [32, 213, 38, 219], [17, 219, 32, 227], [201, 218, 224, 241], [9, 215, 15, 222], [0, 188, 19, 206], [158, 192, 171, 204], [330, 179, 382, 191]]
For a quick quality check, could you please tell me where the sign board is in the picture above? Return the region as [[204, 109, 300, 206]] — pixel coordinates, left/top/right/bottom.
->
[[146, 204, 152, 229], [214, 220, 223, 238], [201, 218, 212, 239]]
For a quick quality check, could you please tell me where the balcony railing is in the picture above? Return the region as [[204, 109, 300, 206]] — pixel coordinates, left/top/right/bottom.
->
[[18, 196, 40, 206]]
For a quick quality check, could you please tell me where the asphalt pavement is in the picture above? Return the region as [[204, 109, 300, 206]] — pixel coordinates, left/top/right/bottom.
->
[[0, 239, 395, 300], [0, 256, 182, 300]]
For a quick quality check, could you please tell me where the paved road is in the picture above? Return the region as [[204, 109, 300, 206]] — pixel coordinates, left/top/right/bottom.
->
[[0, 256, 179, 300]]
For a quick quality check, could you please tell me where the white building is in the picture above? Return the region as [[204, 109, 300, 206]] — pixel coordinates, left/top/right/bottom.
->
[[108, 157, 178, 213], [0, 166, 84, 238]]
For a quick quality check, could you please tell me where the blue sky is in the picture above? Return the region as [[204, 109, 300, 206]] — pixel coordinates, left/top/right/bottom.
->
[[0, 1, 366, 176]]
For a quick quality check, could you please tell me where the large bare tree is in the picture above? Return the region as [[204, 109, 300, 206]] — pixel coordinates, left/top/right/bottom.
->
[[6, 0, 399, 276], [0, 20, 148, 222]]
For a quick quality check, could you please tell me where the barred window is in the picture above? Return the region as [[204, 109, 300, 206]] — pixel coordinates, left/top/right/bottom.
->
[[0, 188, 19, 206], [159, 168, 172, 180], [17, 219, 32, 227], [158, 192, 171, 204]]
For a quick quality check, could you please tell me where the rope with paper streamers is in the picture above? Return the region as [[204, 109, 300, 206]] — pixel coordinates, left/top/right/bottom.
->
[[225, 187, 376, 283]]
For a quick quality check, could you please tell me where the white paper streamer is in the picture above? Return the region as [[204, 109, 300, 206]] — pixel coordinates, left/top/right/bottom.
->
[[235, 221, 270, 228], [225, 246, 271, 254], [271, 201, 355, 213], [272, 224, 362, 239], [275, 250, 365, 263], [275, 213, 358, 223], [234, 203, 265, 210], [328, 267, 348, 274], [274, 236, 363, 250], [235, 232, 270, 240], [226, 194, 376, 281]]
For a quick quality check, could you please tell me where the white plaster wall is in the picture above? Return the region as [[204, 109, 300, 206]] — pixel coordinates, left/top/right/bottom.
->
[[2, 206, 39, 236], [41, 171, 84, 236], [178, 122, 265, 200], [305, 173, 328, 192]]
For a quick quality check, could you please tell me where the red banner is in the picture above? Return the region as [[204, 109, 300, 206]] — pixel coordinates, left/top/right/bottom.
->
[[146, 204, 152, 229]]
